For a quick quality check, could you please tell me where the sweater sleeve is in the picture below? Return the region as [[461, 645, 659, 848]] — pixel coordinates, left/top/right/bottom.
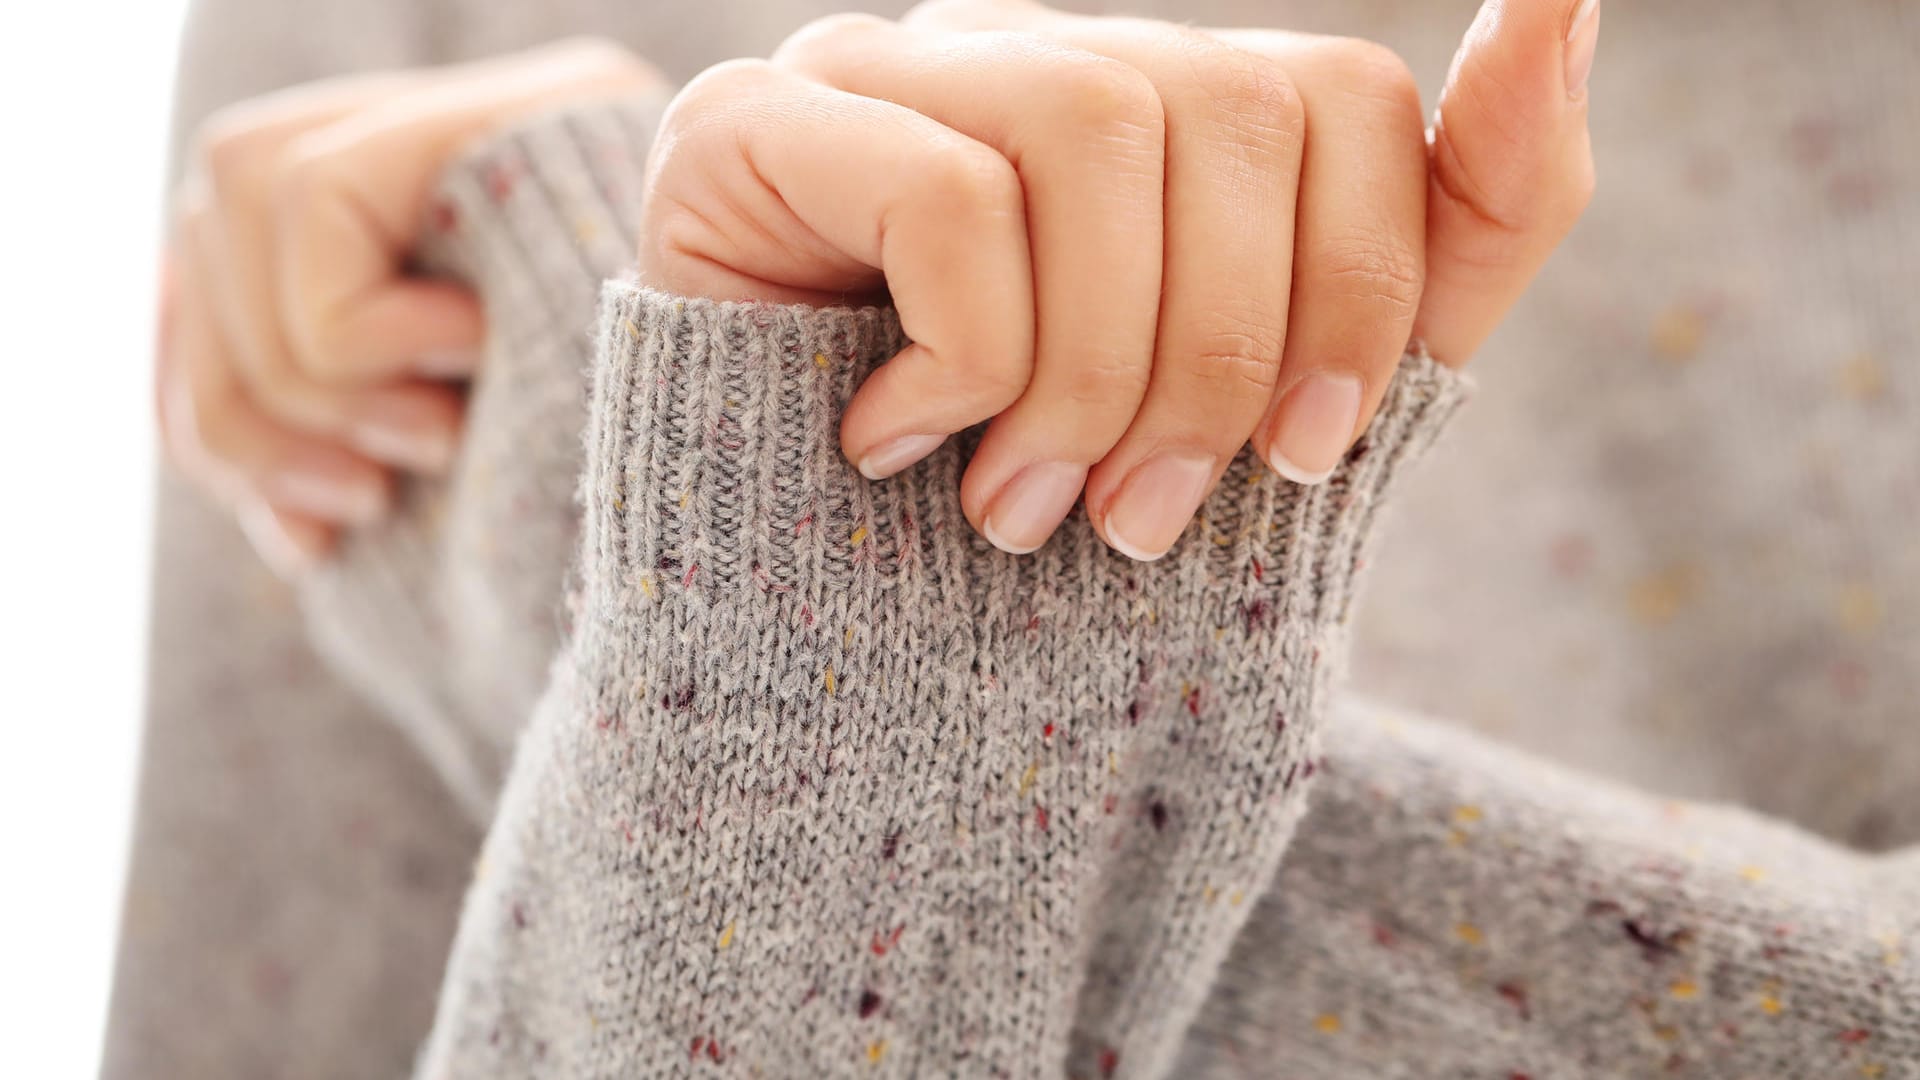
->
[[106, 33, 675, 1077], [102, 9, 493, 1077], [1176, 700, 1920, 1079], [412, 275, 1467, 1079], [299, 90, 673, 819], [291, 89, 1920, 1080]]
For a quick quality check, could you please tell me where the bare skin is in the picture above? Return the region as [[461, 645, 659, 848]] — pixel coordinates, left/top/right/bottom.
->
[[160, 0, 1599, 571], [159, 40, 666, 572]]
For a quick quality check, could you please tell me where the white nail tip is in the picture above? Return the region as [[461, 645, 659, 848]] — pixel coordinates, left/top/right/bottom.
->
[[1266, 450, 1336, 487], [1104, 528, 1170, 564], [982, 519, 1043, 556]]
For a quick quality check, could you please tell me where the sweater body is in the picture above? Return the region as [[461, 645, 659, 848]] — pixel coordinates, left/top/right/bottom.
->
[[105, 1, 1920, 1077], [162, 0, 1920, 856]]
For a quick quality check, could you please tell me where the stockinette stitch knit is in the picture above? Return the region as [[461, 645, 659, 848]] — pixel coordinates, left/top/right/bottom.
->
[[106, 0, 1920, 1075], [265, 94, 1459, 1076], [302, 95, 671, 819], [409, 270, 1460, 1077], [359, 101, 1920, 1079]]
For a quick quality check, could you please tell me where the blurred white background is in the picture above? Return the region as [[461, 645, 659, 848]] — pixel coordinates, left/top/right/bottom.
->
[[0, 1, 186, 1075]]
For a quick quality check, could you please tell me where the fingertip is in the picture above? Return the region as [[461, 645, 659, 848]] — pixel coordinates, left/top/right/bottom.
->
[[347, 383, 466, 474], [299, 280, 486, 385], [261, 448, 394, 526], [841, 342, 1025, 480], [855, 432, 946, 481], [1261, 371, 1364, 487], [238, 499, 335, 579], [415, 346, 483, 379], [1095, 450, 1216, 564], [349, 420, 458, 475], [1265, 452, 1335, 487], [1102, 526, 1171, 565], [978, 460, 1086, 556]]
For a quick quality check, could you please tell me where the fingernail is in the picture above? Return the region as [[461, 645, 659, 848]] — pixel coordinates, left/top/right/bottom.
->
[[417, 348, 481, 378], [857, 433, 945, 480], [351, 418, 457, 474], [1565, 0, 1601, 97], [1266, 373, 1363, 485], [983, 461, 1087, 555], [267, 463, 388, 526], [1103, 451, 1215, 562], [237, 501, 320, 579]]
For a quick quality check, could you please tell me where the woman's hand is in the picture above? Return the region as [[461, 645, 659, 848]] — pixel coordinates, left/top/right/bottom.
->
[[159, 40, 665, 574], [641, 0, 1598, 559]]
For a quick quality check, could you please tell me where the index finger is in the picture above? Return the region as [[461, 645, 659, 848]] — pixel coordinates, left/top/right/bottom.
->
[[273, 40, 663, 385]]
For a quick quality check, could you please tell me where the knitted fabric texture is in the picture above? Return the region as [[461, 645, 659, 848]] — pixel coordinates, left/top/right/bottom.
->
[[302, 94, 671, 819], [108, 1, 1920, 1077], [414, 277, 1463, 1078], [1184, 703, 1920, 1078]]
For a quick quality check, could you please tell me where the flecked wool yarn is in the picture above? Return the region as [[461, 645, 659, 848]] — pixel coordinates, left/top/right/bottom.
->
[[108, 1, 1920, 1075], [411, 270, 1461, 1077]]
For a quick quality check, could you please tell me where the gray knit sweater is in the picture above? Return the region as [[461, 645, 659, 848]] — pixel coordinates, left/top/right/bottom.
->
[[107, 2, 1920, 1078]]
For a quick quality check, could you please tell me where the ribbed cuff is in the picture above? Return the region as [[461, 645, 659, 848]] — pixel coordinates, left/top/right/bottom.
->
[[582, 282, 1470, 632], [303, 91, 674, 823], [413, 89, 672, 329], [568, 283, 1471, 1076]]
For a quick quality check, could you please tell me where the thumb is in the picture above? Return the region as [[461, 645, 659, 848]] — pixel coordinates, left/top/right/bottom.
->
[[1413, 0, 1599, 367]]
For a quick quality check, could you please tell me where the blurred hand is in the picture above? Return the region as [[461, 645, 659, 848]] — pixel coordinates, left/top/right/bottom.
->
[[159, 39, 664, 575], [642, 0, 1598, 559]]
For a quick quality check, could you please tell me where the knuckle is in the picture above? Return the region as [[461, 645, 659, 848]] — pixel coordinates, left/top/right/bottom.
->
[[774, 12, 890, 64], [1428, 119, 1523, 235], [1056, 353, 1153, 414], [973, 357, 1033, 403], [932, 342, 1030, 409], [185, 378, 253, 469], [248, 354, 319, 420], [267, 139, 334, 210], [1318, 37, 1419, 103], [1169, 40, 1302, 163], [1188, 322, 1284, 397], [1431, 112, 1593, 239], [193, 106, 274, 199], [638, 199, 719, 285], [649, 97, 701, 154], [675, 57, 779, 113], [1203, 47, 1306, 136], [1315, 37, 1423, 128], [263, 151, 348, 376], [1314, 234, 1425, 316], [924, 143, 1022, 220], [1043, 56, 1166, 147], [1428, 48, 1587, 240], [290, 321, 347, 384]]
